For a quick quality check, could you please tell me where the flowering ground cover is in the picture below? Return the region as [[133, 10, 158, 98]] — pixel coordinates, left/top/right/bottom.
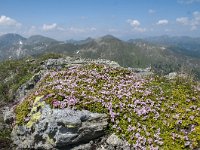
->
[[15, 63, 200, 149]]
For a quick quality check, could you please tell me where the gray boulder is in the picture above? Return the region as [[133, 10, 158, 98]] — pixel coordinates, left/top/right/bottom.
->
[[96, 134, 131, 150], [106, 133, 124, 147], [11, 104, 108, 149]]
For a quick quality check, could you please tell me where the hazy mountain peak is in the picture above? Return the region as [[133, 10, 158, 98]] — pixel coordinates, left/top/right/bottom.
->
[[101, 35, 119, 40], [27, 35, 57, 44], [97, 35, 121, 43], [28, 35, 57, 41], [66, 37, 94, 45], [0, 33, 26, 48], [0, 33, 26, 41]]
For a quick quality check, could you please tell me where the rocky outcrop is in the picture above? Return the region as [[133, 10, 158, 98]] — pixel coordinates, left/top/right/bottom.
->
[[14, 71, 45, 102], [4, 57, 154, 149], [42, 57, 121, 70], [14, 57, 121, 103], [14, 57, 152, 104], [3, 57, 121, 149], [11, 102, 108, 149]]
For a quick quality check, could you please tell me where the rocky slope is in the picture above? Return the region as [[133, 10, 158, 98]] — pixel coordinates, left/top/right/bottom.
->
[[3, 57, 200, 149]]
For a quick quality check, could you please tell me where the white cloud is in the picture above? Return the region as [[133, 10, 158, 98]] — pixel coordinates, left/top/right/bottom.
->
[[176, 11, 200, 30], [42, 23, 65, 31], [156, 19, 169, 25], [42, 23, 58, 31], [148, 9, 156, 14], [0, 15, 21, 27], [176, 17, 189, 25], [191, 11, 200, 30], [127, 19, 140, 27], [127, 19, 146, 33], [178, 0, 200, 4], [31, 24, 97, 36]]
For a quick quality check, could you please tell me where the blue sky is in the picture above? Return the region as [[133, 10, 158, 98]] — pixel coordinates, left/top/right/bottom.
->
[[0, 0, 200, 40]]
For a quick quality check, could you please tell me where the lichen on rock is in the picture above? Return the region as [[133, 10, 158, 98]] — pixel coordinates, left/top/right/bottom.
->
[[26, 96, 44, 128]]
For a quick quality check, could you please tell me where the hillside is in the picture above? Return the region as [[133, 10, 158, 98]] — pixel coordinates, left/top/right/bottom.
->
[[0, 33, 26, 48], [0, 34, 61, 60], [0, 33, 26, 60]]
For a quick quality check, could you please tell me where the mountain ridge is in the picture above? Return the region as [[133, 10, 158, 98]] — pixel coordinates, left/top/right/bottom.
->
[[0, 33, 200, 79], [26, 35, 58, 44]]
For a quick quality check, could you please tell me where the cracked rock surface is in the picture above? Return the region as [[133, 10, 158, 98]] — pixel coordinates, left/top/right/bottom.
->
[[11, 105, 108, 149]]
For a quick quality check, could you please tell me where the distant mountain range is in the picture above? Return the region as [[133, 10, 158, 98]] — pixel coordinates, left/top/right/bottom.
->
[[144, 35, 200, 58], [0, 33, 200, 78]]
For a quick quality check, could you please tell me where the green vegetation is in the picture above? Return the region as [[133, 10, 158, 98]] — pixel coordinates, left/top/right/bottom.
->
[[0, 53, 63, 103], [14, 63, 200, 149]]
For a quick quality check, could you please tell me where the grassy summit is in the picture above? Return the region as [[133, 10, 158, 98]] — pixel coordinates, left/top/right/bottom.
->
[[15, 63, 200, 149]]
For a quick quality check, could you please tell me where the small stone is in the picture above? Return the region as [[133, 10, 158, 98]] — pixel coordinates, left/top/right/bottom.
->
[[106, 133, 124, 146], [166, 72, 177, 79], [185, 141, 190, 147]]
